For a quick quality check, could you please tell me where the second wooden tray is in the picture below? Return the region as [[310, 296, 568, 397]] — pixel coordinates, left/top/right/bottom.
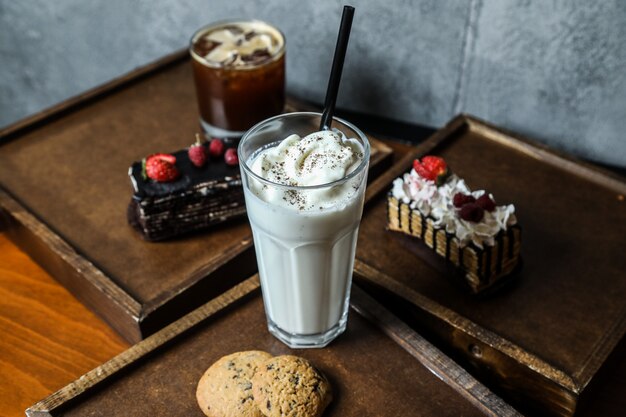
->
[[354, 114, 626, 417], [26, 276, 520, 417]]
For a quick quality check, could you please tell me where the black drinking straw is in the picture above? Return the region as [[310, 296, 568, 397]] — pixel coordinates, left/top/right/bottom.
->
[[320, 5, 355, 130]]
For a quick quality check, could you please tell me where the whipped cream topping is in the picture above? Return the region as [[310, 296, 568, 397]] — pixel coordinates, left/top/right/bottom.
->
[[249, 130, 364, 210], [392, 170, 517, 248], [200, 23, 282, 67]]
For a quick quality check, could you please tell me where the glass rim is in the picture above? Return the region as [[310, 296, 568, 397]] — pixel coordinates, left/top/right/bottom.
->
[[189, 19, 286, 70], [238, 112, 371, 191]]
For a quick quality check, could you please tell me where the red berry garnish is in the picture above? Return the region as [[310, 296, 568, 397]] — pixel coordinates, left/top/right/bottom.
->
[[421, 156, 447, 176], [476, 194, 496, 212], [453, 192, 476, 208], [188, 134, 207, 167], [144, 153, 180, 182], [413, 155, 449, 185], [458, 203, 484, 223], [208, 138, 225, 158], [224, 148, 239, 166], [413, 159, 436, 181]]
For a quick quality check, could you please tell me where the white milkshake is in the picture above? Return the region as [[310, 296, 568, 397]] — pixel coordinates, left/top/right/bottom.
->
[[238, 113, 370, 348]]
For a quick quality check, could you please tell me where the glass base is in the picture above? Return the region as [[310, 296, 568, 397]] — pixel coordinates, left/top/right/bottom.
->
[[200, 118, 247, 139], [267, 316, 348, 349]]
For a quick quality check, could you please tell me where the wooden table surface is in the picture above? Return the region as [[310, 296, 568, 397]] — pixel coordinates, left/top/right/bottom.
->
[[0, 233, 128, 417]]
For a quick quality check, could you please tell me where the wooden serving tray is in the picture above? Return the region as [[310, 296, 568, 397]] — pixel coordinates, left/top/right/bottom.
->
[[26, 276, 520, 417], [354, 114, 626, 417], [0, 51, 392, 344]]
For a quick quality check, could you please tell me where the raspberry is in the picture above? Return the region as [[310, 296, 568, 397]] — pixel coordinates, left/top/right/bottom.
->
[[458, 203, 484, 223], [224, 148, 239, 166], [188, 134, 207, 167], [453, 192, 476, 208], [144, 153, 180, 182], [476, 194, 496, 212], [208, 138, 225, 158]]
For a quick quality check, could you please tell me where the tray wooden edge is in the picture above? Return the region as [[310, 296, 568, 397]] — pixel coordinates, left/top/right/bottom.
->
[[0, 50, 189, 141], [350, 285, 521, 417], [26, 275, 521, 417], [459, 114, 626, 195], [141, 236, 255, 314], [0, 187, 143, 333]]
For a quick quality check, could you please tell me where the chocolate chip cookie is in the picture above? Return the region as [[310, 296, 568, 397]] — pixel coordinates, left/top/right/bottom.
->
[[252, 355, 332, 417], [196, 350, 273, 417]]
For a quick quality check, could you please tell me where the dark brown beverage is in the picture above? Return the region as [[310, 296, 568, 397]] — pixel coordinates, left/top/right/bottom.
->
[[190, 21, 285, 137]]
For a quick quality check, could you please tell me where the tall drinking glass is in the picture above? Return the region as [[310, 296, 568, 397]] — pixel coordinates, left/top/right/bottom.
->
[[238, 112, 370, 348]]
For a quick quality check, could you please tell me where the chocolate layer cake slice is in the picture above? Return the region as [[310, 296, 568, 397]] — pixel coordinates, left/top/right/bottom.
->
[[128, 140, 245, 241], [387, 155, 522, 294]]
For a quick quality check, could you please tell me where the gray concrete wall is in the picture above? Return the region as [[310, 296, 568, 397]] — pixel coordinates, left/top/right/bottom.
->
[[1, 0, 624, 167]]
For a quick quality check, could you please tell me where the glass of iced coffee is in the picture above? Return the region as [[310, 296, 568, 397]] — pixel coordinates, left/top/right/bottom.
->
[[238, 112, 370, 348], [190, 20, 285, 138]]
